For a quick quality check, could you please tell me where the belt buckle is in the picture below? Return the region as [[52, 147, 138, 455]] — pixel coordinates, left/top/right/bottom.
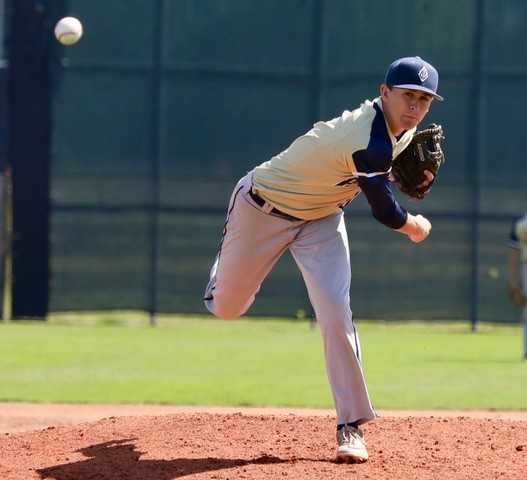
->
[[261, 202, 274, 214], [251, 187, 273, 214], [251, 187, 299, 221]]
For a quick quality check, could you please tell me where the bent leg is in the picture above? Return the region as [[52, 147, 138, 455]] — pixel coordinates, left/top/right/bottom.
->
[[290, 212, 375, 425], [204, 174, 301, 319]]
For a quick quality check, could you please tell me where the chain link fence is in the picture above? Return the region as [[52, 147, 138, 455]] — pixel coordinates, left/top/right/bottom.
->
[[36, 0, 527, 323]]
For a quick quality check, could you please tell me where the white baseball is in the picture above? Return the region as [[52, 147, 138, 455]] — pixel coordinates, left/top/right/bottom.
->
[[54, 17, 83, 46]]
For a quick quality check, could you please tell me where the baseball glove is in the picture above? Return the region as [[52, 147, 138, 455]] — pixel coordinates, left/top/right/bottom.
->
[[391, 123, 445, 200], [508, 284, 527, 307]]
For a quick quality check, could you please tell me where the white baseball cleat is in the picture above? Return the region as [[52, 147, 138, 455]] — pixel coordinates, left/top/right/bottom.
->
[[336, 425, 369, 463]]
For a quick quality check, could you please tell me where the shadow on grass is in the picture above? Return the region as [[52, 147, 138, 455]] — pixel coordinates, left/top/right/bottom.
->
[[37, 439, 287, 480]]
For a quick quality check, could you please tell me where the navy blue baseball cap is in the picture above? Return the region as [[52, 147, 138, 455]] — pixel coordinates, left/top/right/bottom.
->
[[385, 56, 444, 101]]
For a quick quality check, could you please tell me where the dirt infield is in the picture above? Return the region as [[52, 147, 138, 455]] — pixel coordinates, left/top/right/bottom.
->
[[0, 405, 526, 479]]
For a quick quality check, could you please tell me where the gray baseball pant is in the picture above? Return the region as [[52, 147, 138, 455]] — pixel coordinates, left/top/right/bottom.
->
[[204, 172, 375, 425]]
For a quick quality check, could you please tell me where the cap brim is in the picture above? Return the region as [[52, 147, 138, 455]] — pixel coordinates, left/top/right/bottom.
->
[[392, 84, 444, 101]]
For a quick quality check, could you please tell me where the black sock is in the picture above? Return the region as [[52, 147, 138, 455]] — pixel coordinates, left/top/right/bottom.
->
[[337, 421, 359, 431]]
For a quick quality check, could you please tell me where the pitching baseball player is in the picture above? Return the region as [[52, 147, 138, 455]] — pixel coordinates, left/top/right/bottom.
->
[[204, 56, 443, 462], [508, 214, 527, 359]]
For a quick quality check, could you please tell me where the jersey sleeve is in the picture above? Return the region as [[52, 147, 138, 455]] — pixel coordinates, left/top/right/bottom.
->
[[353, 148, 392, 178], [354, 149, 407, 229], [357, 174, 407, 229]]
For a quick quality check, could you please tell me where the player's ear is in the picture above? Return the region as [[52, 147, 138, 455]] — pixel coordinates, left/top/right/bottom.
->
[[380, 84, 390, 101]]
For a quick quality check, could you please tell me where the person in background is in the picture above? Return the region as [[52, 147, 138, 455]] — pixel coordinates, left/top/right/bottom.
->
[[507, 214, 527, 359]]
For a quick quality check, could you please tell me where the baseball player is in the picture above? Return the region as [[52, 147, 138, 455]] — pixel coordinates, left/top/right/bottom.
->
[[507, 214, 527, 359], [204, 56, 443, 462]]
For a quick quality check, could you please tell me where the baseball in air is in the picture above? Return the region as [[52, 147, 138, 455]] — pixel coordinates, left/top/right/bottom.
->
[[54, 17, 83, 45]]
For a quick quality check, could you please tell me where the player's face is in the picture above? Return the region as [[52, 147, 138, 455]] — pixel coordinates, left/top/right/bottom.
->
[[380, 86, 434, 134]]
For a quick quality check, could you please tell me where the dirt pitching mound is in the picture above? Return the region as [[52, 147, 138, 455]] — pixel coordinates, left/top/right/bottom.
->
[[0, 413, 526, 479]]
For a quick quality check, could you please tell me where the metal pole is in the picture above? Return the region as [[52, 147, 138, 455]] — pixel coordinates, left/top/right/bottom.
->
[[469, 0, 486, 332], [2, 166, 12, 322], [310, 0, 325, 121], [0, 0, 9, 322], [147, 0, 163, 326], [307, 0, 325, 326]]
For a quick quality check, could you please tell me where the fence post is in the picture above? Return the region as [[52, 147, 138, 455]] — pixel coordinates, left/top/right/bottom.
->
[[148, 0, 164, 326], [7, 0, 52, 319], [2, 167, 12, 322], [469, 0, 487, 332]]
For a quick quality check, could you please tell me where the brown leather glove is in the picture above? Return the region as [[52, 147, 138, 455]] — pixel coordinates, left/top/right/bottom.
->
[[391, 124, 445, 200]]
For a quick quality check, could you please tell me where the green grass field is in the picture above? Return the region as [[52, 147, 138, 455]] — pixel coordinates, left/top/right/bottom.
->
[[0, 313, 525, 410]]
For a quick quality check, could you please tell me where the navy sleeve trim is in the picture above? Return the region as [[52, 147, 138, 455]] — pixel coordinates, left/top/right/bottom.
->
[[353, 149, 392, 177], [352, 102, 394, 177], [358, 175, 407, 229], [370, 102, 393, 154]]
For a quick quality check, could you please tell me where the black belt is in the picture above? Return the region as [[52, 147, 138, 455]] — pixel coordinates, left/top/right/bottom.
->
[[249, 188, 302, 221]]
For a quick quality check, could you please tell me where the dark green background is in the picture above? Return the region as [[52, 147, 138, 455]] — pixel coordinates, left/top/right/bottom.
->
[[40, 0, 527, 321]]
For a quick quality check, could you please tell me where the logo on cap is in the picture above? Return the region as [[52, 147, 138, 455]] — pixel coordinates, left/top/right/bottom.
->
[[418, 66, 429, 82]]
